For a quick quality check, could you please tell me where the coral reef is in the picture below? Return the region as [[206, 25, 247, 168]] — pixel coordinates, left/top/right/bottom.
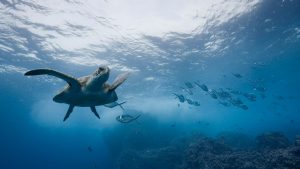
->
[[182, 141, 300, 169], [116, 132, 300, 169], [256, 132, 290, 151], [217, 132, 255, 150]]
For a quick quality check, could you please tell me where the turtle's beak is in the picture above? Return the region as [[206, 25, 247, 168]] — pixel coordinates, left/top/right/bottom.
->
[[94, 66, 109, 77]]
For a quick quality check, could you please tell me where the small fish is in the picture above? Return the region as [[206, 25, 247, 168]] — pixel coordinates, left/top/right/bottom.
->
[[173, 93, 185, 103], [186, 98, 194, 105], [243, 93, 256, 101], [184, 82, 194, 89], [208, 89, 218, 99], [232, 73, 242, 78], [229, 98, 243, 106], [193, 101, 200, 106], [88, 146, 93, 152], [104, 101, 126, 110], [116, 114, 141, 123], [217, 89, 231, 99], [219, 101, 231, 107], [240, 104, 248, 110], [194, 82, 208, 92], [200, 84, 209, 92]]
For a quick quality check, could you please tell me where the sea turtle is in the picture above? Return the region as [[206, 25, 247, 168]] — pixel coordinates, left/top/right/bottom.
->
[[24, 66, 129, 121]]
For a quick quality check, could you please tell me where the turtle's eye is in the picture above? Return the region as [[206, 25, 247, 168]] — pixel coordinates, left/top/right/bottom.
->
[[99, 67, 105, 71]]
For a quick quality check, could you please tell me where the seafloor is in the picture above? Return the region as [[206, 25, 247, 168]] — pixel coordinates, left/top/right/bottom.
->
[[109, 131, 300, 169]]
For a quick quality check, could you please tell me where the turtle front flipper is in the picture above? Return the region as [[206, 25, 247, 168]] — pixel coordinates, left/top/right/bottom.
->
[[63, 105, 75, 122], [25, 69, 81, 91], [90, 106, 100, 119], [109, 72, 130, 91]]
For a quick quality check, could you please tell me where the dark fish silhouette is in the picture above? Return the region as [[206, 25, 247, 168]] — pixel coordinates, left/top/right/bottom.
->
[[193, 101, 200, 106], [184, 82, 194, 89], [217, 89, 232, 100], [219, 101, 231, 107], [173, 93, 185, 103], [186, 99, 194, 105], [208, 89, 218, 99], [232, 73, 242, 78], [195, 82, 209, 92], [88, 146, 93, 152], [243, 93, 256, 101], [186, 99, 200, 106], [229, 98, 244, 106], [240, 104, 248, 110]]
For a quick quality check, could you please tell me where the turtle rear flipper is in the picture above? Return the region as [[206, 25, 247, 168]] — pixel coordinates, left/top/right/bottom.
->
[[90, 106, 100, 119], [63, 105, 75, 122]]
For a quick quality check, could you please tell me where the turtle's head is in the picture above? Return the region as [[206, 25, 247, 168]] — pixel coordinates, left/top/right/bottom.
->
[[92, 66, 110, 84]]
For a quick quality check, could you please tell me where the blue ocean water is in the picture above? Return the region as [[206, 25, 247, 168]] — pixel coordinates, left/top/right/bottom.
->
[[0, 0, 300, 169]]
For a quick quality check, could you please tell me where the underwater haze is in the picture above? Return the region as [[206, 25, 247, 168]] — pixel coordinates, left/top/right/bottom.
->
[[1, 0, 300, 169]]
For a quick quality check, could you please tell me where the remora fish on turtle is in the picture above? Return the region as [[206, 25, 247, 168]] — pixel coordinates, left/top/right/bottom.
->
[[116, 114, 141, 123], [24, 66, 129, 121], [104, 101, 126, 110]]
